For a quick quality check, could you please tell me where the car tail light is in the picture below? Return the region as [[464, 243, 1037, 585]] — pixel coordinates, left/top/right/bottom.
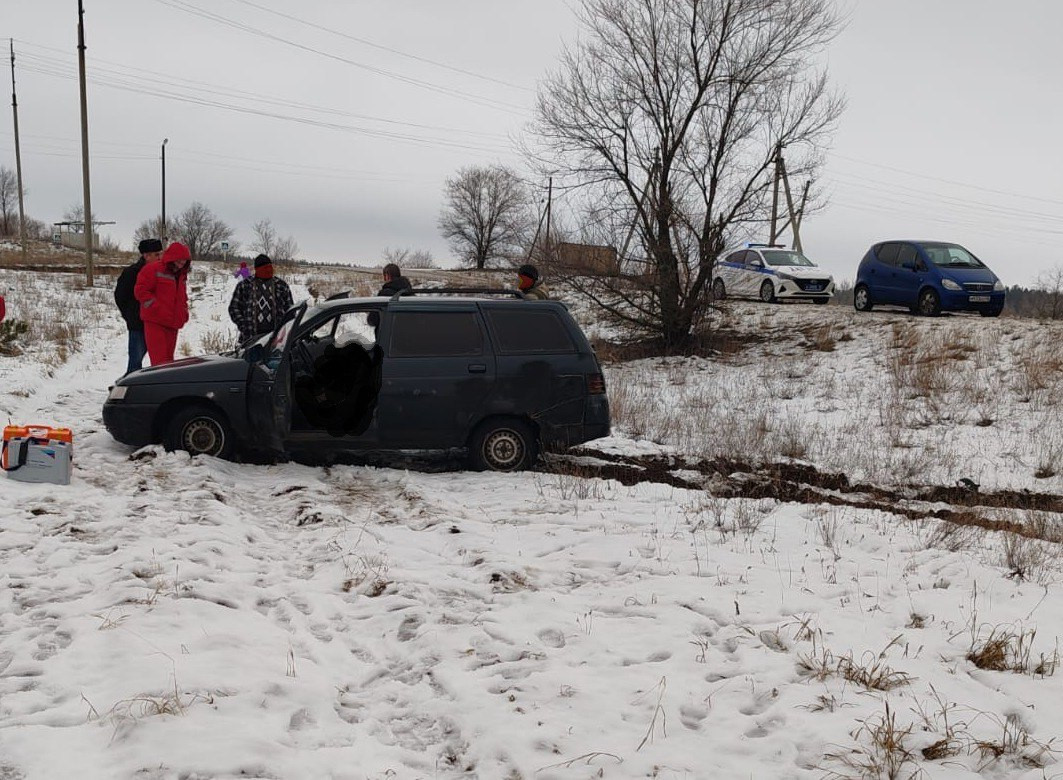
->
[[587, 373, 606, 395]]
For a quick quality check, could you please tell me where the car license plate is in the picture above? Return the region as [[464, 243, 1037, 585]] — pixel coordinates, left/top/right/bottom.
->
[[969, 295, 990, 303], [807, 285, 821, 291]]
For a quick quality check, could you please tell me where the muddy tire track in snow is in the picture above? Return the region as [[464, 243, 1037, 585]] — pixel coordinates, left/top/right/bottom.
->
[[548, 447, 1063, 539]]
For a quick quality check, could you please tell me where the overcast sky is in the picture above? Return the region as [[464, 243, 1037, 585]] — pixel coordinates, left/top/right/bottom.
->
[[2, 0, 1062, 284]]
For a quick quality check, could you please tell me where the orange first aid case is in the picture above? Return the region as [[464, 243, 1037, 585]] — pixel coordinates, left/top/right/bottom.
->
[[2, 425, 74, 484]]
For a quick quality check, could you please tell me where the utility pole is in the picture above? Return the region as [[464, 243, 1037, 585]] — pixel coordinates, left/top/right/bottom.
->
[[9, 39, 27, 259], [77, 0, 95, 286], [769, 143, 782, 246], [161, 138, 168, 240], [544, 176, 553, 261], [778, 152, 801, 253]]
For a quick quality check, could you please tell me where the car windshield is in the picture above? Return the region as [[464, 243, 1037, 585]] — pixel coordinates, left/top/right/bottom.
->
[[761, 250, 815, 267], [918, 242, 985, 268]]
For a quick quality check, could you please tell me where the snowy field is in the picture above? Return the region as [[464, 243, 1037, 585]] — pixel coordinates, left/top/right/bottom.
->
[[0, 264, 1061, 779]]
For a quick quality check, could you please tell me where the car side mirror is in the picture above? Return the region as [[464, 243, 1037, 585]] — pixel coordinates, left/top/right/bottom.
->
[[246, 343, 265, 363]]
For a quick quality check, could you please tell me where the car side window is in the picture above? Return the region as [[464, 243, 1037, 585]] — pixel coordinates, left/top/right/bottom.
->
[[335, 310, 378, 347], [896, 244, 919, 268], [745, 251, 764, 268], [485, 309, 577, 354], [389, 311, 484, 357], [876, 243, 900, 266], [725, 251, 745, 264]]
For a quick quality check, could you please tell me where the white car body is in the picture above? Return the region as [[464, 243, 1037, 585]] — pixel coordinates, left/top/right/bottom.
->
[[713, 245, 836, 303]]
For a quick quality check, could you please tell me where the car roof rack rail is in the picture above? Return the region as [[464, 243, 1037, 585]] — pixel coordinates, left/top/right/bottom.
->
[[393, 288, 527, 301], [747, 243, 786, 249]]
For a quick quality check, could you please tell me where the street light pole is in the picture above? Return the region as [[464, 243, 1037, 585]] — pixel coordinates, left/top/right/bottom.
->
[[161, 138, 168, 241]]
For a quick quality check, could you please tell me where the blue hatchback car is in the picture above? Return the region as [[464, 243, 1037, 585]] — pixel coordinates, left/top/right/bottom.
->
[[854, 240, 1005, 317]]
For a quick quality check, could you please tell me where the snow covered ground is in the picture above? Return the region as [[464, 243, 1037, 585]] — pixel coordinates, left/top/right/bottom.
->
[[0, 265, 1061, 779]]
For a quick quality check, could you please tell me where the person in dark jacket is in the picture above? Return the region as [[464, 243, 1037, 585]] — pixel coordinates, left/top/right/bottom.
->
[[377, 263, 413, 297], [517, 264, 550, 300], [115, 238, 163, 374], [135, 241, 191, 365], [228, 254, 294, 345]]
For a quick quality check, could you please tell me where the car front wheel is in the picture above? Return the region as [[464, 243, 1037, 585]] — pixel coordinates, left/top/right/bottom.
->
[[164, 405, 234, 459], [854, 285, 873, 312], [468, 419, 539, 472], [917, 289, 941, 317], [759, 280, 776, 303], [712, 278, 726, 301]]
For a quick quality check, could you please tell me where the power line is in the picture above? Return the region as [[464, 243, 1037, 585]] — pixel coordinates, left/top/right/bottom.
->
[[225, 0, 533, 93], [150, 0, 530, 115]]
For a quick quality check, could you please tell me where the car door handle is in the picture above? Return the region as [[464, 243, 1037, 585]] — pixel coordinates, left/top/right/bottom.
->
[[468, 364, 487, 374]]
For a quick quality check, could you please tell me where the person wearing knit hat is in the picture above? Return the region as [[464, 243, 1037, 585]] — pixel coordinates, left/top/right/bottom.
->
[[517, 263, 550, 300], [114, 237, 164, 374], [134, 241, 192, 365], [228, 253, 294, 345]]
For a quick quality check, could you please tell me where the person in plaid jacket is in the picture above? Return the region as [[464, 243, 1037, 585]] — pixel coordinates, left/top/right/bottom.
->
[[228, 254, 294, 345]]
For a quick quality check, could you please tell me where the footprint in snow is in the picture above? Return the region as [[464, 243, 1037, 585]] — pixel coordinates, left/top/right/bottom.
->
[[536, 628, 566, 648]]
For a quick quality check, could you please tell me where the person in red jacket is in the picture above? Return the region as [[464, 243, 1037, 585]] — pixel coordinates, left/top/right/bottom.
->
[[134, 241, 191, 365]]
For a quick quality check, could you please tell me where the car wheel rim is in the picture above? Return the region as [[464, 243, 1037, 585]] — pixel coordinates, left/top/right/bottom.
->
[[183, 418, 224, 456], [920, 293, 936, 315], [855, 289, 868, 309], [483, 429, 524, 470], [713, 281, 724, 298], [761, 283, 773, 302]]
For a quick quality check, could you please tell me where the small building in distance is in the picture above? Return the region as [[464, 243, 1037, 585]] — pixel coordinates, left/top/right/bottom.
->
[[556, 242, 618, 275]]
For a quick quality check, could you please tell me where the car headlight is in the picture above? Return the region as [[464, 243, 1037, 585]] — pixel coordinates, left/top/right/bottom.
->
[[775, 272, 794, 281], [993, 280, 1004, 291], [941, 279, 962, 291], [108, 385, 128, 401]]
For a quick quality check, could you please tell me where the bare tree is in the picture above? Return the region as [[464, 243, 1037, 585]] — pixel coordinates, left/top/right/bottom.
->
[[383, 246, 436, 269], [175, 202, 235, 260], [251, 218, 278, 257], [438, 165, 532, 269], [133, 216, 177, 248], [274, 235, 299, 263], [1035, 265, 1063, 320], [62, 203, 94, 233], [0, 167, 18, 236], [532, 0, 844, 347]]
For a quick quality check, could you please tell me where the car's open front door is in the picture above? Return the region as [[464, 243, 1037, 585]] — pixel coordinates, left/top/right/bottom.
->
[[247, 302, 306, 454]]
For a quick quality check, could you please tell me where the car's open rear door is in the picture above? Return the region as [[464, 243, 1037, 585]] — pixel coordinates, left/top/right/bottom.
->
[[248, 302, 306, 454]]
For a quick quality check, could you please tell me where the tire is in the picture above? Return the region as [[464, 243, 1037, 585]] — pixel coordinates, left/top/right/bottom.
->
[[853, 285, 873, 312], [813, 297, 830, 305], [468, 418, 539, 472], [979, 308, 1002, 318], [917, 288, 941, 317], [164, 404, 234, 459], [759, 280, 777, 304], [712, 278, 726, 301]]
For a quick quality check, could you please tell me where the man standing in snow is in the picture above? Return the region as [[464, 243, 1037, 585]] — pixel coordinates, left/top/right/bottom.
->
[[517, 264, 550, 300], [115, 238, 163, 373], [228, 254, 294, 345], [377, 263, 413, 297], [134, 241, 192, 365]]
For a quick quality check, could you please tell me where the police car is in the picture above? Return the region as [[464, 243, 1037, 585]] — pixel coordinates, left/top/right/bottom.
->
[[712, 244, 835, 304]]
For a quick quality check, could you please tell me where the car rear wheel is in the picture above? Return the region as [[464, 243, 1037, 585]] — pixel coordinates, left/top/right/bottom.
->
[[468, 418, 539, 472], [759, 280, 776, 303], [712, 278, 726, 301], [853, 285, 873, 312], [164, 405, 234, 459], [917, 288, 941, 317]]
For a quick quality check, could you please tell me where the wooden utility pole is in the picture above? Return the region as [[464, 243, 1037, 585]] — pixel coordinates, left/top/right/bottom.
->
[[618, 157, 660, 275], [777, 152, 801, 253], [544, 176, 553, 261], [161, 137, 168, 240], [9, 39, 27, 259], [77, 0, 95, 286], [769, 143, 782, 246]]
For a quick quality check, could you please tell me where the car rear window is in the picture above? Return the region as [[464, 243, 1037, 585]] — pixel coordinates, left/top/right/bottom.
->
[[485, 309, 578, 354], [389, 311, 484, 357]]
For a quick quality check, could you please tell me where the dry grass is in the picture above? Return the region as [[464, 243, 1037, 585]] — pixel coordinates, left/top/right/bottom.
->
[[967, 624, 1059, 677], [1000, 532, 1060, 584], [823, 702, 923, 780], [200, 327, 235, 355]]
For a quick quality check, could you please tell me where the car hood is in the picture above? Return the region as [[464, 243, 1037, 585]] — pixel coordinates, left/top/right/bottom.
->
[[938, 265, 998, 284], [119, 355, 249, 386], [775, 266, 832, 278]]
